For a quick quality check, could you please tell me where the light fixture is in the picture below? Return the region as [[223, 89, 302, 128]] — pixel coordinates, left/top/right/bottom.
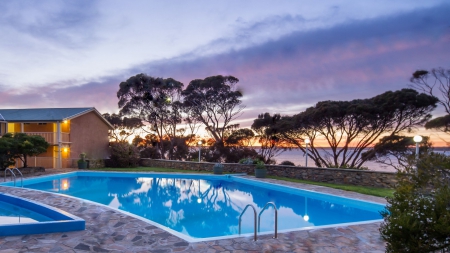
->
[[198, 141, 202, 162], [413, 135, 422, 143], [63, 148, 68, 152], [303, 214, 309, 222], [63, 120, 68, 124], [414, 135, 422, 161], [197, 198, 202, 204]]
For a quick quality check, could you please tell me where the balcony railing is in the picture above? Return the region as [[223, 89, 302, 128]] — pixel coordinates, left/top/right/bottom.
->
[[15, 157, 78, 168], [18, 132, 70, 144]]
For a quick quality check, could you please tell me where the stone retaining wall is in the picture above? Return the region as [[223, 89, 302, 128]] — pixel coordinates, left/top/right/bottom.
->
[[140, 159, 398, 188]]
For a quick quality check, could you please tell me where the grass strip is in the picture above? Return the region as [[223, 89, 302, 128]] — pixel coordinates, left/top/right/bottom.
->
[[268, 175, 394, 198]]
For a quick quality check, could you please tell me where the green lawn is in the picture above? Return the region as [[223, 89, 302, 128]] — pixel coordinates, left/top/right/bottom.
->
[[94, 167, 394, 198], [267, 176, 394, 198]]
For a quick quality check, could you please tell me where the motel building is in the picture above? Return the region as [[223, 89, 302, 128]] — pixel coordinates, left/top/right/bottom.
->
[[0, 108, 113, 169]]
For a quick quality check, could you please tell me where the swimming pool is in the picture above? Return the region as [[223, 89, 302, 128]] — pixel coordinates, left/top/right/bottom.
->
[[0, 193, 85, 236], [0, 171, 384, 241]]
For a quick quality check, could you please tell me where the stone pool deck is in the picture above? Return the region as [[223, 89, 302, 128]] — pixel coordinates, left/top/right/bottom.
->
[[0, 169, 387, 252]]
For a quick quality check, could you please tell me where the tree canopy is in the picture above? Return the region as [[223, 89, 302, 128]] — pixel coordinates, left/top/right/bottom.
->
[[410, 67, 450, 137], [182, 75, 244, 145], [251, 113, 287, 164], [103, 113, 143, 143], [0, 133, 49, 168], [278, 89, 438, 168], [117, 73, 184, 158]]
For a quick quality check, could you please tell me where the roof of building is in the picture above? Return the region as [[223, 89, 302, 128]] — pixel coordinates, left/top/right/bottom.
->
[[0, 107, 113, 128]]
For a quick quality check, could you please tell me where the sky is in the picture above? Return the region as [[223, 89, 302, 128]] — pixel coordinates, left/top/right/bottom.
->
[[1, 0, 450, 144]]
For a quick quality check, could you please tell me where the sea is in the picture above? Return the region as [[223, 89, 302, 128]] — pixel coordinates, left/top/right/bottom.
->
[[269, 148, 450, 173]]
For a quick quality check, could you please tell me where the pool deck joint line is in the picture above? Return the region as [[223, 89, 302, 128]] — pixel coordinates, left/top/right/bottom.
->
[[0, 169, 387, 252]]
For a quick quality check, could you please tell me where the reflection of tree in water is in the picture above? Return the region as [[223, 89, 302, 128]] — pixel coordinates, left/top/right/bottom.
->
[[104, 176, 243, 238]]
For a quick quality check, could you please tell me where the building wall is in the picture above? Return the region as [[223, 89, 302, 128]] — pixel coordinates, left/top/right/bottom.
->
[[140, 159, 399, 188], [0, 122, 6, 135], [70, 111, 110, 160]]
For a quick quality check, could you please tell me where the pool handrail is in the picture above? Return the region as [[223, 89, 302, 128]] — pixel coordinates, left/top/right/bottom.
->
[[12, 168, 23, 187], [4, 168, 16, 186], [238, 204, 258, 241], [257, 202, 278, 238]]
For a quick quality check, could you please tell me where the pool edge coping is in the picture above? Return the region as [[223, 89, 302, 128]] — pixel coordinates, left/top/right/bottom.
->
[[0, 170, 386, 242]]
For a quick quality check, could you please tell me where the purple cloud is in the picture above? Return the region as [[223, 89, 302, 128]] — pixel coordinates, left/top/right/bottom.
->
[[1, 3, 449, 128]]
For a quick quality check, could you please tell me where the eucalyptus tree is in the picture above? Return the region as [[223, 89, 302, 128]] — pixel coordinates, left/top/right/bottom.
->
[[117, 73, 184, 158], [102, 113, 143, 143], [251, 113, 287, 164], [410, 68, 450, 137], [225, 128, 255, 147], [279, 89, 438, 169], [361, 135, 432, 170], [181, 75, 244, 145]]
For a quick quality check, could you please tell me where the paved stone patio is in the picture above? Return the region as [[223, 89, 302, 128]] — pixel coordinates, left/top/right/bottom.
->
[[0, 169, 387, 252]]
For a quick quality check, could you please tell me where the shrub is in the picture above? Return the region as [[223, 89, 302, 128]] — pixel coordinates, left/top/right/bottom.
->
[[239, 158, 254, 164], [380, 153, 450, 252], [280, 160, 295, 166], [109, 142, 140, 168], [239, 158, 262, 165], [255, 160, 265, 169]]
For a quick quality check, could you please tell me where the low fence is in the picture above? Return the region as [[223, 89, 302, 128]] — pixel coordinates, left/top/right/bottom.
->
[[140, 159, 398, 188]]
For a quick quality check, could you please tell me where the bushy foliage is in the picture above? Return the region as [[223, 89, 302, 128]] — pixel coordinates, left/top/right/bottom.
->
[[380, 153, 450, 252], [239, 158, 257, 164], [109, 142, 140, 168], [0, 133, 49, 168], [279, 160, 295, 166], [255, 160, 266, 169], [0, 136, 15, 170]]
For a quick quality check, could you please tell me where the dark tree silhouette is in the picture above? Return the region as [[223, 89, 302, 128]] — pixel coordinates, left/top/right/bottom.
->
[[182, 75, 244, 145], [410, 68, 450, 139], [103, 113, 143, 143], [279, 89, 438, 169], [117, 73, 184, 158], [252, 113, 287, 164], [362, 135, 431, 170]]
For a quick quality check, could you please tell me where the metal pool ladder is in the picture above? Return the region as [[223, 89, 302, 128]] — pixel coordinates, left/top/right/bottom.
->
[[238, 202, 278, 241], [4, 168, 23, 187], [258, 202, 278, 239], [238, 204, 257, 241]]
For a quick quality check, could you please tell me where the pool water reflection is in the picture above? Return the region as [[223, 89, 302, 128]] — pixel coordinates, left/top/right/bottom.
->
[[23, 174, 383, 239]]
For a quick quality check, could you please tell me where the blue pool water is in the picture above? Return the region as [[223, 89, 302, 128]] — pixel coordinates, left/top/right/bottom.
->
[[0, 200, 52, 224], [0, 193, 85, 236], [1, 172, 384, 240]]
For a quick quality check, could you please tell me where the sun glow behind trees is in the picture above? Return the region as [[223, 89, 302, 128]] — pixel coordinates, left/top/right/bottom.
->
[[103, 69, 449, 168]]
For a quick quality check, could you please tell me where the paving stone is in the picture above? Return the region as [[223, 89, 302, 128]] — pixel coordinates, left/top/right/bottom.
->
[[0, 169, 387, 252], [74, 243, 90, 251]]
